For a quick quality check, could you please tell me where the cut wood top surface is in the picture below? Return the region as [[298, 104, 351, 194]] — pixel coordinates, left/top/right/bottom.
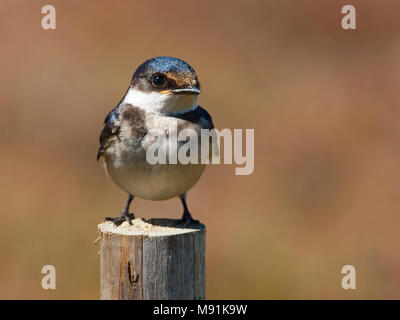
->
[[98, 218, 205, 236]]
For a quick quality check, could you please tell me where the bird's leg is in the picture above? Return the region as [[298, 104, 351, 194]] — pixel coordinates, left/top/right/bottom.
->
[[176, 193, 199, 226], [105, 194, 135, 226]]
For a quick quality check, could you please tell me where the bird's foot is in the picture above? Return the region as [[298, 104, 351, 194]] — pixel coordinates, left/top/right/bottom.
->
[[105, 212, 135, 226], [175, 215, 200, 228]]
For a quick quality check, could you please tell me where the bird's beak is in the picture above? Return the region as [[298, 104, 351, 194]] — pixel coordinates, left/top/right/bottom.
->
[[160, 87, 201, 95]]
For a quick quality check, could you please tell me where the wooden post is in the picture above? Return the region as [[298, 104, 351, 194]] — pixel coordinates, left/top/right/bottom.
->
[[98, 218, 206, 300]]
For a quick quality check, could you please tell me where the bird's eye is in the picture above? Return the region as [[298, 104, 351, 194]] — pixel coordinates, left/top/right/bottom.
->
[[151, 74, 165, 87]]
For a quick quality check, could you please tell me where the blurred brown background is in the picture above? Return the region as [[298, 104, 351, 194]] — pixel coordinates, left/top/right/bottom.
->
[[0, 0, 399, 299]]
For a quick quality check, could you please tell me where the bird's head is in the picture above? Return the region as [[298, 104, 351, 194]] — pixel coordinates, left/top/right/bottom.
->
[[124, 56, 201, 114]]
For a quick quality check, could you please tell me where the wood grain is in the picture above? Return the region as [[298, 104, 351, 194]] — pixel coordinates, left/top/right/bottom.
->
[[98, 218, 205, 300]]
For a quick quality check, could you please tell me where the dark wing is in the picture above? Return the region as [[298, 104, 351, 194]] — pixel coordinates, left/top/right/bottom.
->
[[173, 106, 214, 130], [97, 105, 121, 160], [173, 106, 218, 159]]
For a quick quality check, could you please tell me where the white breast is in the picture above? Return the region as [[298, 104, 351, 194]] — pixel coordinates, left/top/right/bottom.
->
[[103, 111, 206, 200]]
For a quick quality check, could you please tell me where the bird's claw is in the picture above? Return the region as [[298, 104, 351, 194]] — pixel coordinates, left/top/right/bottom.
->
[[175, 216, 200, 227], [105, 212, 135, 226]]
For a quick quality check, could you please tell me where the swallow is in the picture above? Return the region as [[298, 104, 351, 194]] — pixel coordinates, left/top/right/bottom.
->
[[97, 56, 215, 226]]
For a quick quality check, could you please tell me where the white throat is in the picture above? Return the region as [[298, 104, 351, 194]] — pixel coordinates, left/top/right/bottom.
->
[[122, 87, 198, 115]]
